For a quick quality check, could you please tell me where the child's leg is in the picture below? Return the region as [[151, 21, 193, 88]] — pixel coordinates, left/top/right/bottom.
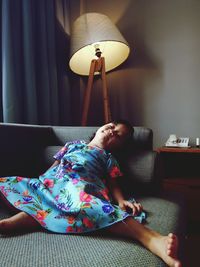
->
[[0, 193, 19, 214], [0, 212, 41, 234], [0, 192, 41, 233], [104, 217, 181, 267]]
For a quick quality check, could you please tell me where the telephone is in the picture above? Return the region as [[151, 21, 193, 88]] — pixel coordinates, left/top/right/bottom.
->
[[165, 134, 190, 147]]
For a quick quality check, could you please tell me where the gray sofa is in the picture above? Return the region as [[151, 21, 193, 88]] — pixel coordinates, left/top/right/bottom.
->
[[0, 123, 186, 267]]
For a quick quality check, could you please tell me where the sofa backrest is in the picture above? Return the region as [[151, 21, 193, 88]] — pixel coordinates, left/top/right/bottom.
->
[[42, 125, 153, 166], [0, 123, 159, 195]]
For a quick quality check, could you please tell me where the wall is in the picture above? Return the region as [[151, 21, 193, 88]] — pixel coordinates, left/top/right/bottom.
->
[[69, 0, 200, 147]]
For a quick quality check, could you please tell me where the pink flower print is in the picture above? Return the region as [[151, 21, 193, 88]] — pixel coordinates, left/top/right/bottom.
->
[[80, 191, 92, 202], [72, 179, 79, 185], [36, 210, 48, 221], [83, 217, 94, 228], [0, 186, 8, 196], [100, 188, 110, 201], [16, 176, 23, 182], [110, 166, 122, 178], [66, 226, 74, 233], [14, 200, 21, 207], [44, 179, 54, 188], [67, 216, 76, 224]]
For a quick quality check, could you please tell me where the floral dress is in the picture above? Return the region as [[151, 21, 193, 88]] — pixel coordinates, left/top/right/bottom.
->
[[0, 141, 145, 234]]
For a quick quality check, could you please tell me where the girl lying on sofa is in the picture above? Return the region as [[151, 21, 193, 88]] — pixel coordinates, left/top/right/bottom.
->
[[0, 119, 181, 267]]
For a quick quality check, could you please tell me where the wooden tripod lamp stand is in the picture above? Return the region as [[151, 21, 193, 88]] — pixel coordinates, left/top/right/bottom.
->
[[81, 48, 111, 126], [69, 13, 130, 125]]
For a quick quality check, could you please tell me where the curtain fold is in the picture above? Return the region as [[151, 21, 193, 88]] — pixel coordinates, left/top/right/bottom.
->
[[0, 0, 2, 122], [1, 0, 71, 125]]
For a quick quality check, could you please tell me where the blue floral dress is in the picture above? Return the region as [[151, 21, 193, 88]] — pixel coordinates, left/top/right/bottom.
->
[[0, 141, 145, 234]]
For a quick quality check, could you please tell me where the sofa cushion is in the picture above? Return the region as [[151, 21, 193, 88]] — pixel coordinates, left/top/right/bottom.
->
[[0, 205, 167, 267], [42, 146, 63, 169], [0, 192, 185, 267]]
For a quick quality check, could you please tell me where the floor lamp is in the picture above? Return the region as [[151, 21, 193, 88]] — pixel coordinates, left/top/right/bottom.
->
[[69, 13, 130, 126]]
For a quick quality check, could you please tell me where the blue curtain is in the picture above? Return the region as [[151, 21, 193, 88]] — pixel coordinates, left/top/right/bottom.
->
[[0, 0, 72, 125]]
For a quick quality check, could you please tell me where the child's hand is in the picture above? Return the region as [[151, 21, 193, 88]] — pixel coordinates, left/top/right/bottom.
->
[[119, 200, 143, 216]]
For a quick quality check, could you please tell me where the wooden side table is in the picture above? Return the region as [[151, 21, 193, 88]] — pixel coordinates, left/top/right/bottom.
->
[[156, 147, 200, 223]]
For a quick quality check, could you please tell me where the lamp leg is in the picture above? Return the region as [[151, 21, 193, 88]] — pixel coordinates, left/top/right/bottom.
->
[[101, 57, 111, 123], [81, 57, 111, 125], [81, 60, 96, 126]]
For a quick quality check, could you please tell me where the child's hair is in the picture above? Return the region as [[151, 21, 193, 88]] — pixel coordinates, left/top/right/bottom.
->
[[89, 119, 134, 142], [112, 119, 134, 139]]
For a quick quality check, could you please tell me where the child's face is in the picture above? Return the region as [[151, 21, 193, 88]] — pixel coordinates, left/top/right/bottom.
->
[[94, 123, 130, 151]]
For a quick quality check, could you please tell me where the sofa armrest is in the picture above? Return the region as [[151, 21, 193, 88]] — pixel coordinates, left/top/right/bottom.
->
[[0, 123, 54, 177], [118, 150, 163, 197]]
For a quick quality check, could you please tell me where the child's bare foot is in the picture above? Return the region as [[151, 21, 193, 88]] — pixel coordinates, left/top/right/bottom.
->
[[152, 233, 182, 267], [0, 212, 40, 234], [103, 217, 182, 267]]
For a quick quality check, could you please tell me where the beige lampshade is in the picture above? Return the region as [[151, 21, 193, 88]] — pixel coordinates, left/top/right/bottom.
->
[[69, 13, 130, 76]]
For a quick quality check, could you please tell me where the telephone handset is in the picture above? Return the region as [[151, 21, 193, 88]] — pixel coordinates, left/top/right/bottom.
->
[[165, 134, 190, 147]]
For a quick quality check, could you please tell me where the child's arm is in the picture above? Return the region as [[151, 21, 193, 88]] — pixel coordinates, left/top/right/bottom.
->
[[108, 177, 143, 215], [46, 160, 60, 171], [108, 177, 124, 204]]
